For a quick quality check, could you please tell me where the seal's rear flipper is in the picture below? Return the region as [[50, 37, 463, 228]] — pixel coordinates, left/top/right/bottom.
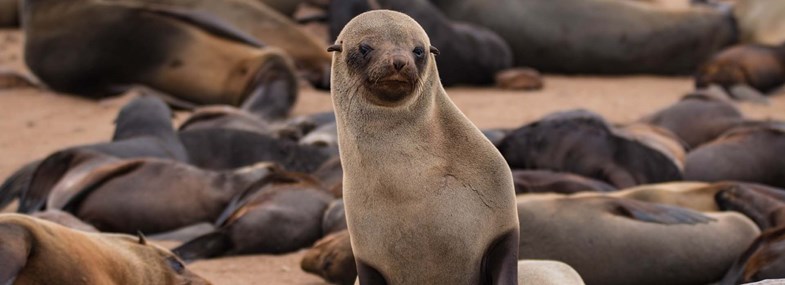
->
[[482, 229, 519, 285], [0, 223, 30, 284], [172, 231, 233, 262], [729, 84, 770, 105], [0, 160, 41, 210], [18, 151, 82, 213], [612, 198, 715, 225]]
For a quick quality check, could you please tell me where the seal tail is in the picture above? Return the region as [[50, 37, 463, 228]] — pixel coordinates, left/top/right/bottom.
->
[[0, 160, 41, 210], [172, 231, 234, 262]]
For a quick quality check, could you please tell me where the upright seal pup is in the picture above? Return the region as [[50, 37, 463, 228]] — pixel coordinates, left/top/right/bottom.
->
[[0, 214, 211, 285], [330, 11, 519, 284], [430, 0, 736, 74]]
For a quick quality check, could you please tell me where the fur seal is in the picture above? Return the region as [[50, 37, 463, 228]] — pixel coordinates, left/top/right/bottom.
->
[[511, 170, 616, 194], [497, 110, 683, 188], [641, 92, 747, 148], [30, 209, 99, 232], [11, 96, 189, 213], [0, 214, 211, 285], [103, 0, 332, 87], [516, 195, 759, 285], [330, 10, 519, 284], [13, 96, 189, 212], [178, 128, 331, 172], [28, 153, 280, 234], [301, 230, 356, 285], [430, 0, 736, 74], [516, 260, 585, 285], [684, 124, 785, 188], [328, 0, 513, 86], [0, 0, 18, 27], [173, 171, 332, 260], [301, 194, 757, 285], [23, 0, 298, 105], [695, 43, 785, 99], [734, 0, 785, 45], [715, 182, 785, 284]]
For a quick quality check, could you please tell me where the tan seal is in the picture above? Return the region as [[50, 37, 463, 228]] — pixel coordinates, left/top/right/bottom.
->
[[0, 214, 211, 285], [330, 10, 519, 284]]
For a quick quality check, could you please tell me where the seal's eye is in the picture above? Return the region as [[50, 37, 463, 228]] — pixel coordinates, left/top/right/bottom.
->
[[359, 44, 373, 56], [413, 47, 425, 58]]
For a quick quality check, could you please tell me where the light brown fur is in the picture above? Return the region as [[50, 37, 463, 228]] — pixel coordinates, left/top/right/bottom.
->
[[517, 195, 760, 285], [331, 10, 519, 284], [0, 214, 210, 285]]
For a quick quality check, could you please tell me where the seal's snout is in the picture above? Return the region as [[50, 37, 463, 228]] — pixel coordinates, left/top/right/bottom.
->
[[392, 56, 408, 71]]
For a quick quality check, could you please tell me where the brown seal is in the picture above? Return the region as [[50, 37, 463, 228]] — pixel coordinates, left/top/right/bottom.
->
[[715, 182, 785, 284], [0, 214, 211, 285], [641, 92, 747, 148], [511, 170, 616, 194], [173, 171, 332, 260], [301, 194, 758, 285], [328, 0, 513, 86], [23, 0, 298, 105], [430, 0, 736, 74], [685, 124, 785, 188], [103, 0, 332, 87], [0, 0, 18, 27], [497, 109, 683, 188], [331, 10, 519, 284], [695, 43, 785, 99], [28, 153, 280, 234], [10, 95, 189, 213]]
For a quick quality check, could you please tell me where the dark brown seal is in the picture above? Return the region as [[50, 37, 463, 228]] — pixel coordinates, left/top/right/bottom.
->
[[431, 0, 736, 74], [641, 92, 747, 148], [328, 0, 513, 86], [23, 0, 298, 105], [173, 172, 332, 260], [512, 170, 616, 194], [715, 182, 785, 284], [497, 109, 683, 188], [0, 214, 211, 285], [28, 152, 281, 234], [685, 124, 785, 188], [695, 43, 785, 98]]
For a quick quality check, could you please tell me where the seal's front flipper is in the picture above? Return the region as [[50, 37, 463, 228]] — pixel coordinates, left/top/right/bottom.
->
[[0, 223, 30, 285], [172, 231, 234, 262], [482, 229, 519, 285], [356, 259, 388, 285], [611, 198, 715, 225]]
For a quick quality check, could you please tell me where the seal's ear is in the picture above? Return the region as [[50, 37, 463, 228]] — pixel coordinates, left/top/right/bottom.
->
[[430, 46, 440, 56], [327, 44, 343, 52], [137, 231, 148, 245]]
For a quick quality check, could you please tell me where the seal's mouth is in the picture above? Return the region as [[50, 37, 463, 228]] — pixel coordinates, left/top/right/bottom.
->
[[363, 73, 417, 105]]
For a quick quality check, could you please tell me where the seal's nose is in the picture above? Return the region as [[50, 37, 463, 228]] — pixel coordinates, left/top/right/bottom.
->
[[392, 57, 407, 71]]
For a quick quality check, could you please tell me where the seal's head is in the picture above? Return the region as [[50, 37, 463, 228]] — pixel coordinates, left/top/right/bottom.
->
[[328, 10, 439, 107]]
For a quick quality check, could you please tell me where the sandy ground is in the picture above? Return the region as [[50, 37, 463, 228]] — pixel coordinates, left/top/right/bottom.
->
[[2, 24, 785, 285]]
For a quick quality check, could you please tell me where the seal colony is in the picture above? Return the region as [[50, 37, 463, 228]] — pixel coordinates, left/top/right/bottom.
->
[[330, 10, 519, 284]]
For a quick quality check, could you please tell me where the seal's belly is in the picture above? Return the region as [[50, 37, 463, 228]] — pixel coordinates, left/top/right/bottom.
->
[[345, 179, 503, 284]]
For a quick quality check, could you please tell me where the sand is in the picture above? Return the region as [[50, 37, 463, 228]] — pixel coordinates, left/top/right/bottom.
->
[[2, 25, 785, 285]]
